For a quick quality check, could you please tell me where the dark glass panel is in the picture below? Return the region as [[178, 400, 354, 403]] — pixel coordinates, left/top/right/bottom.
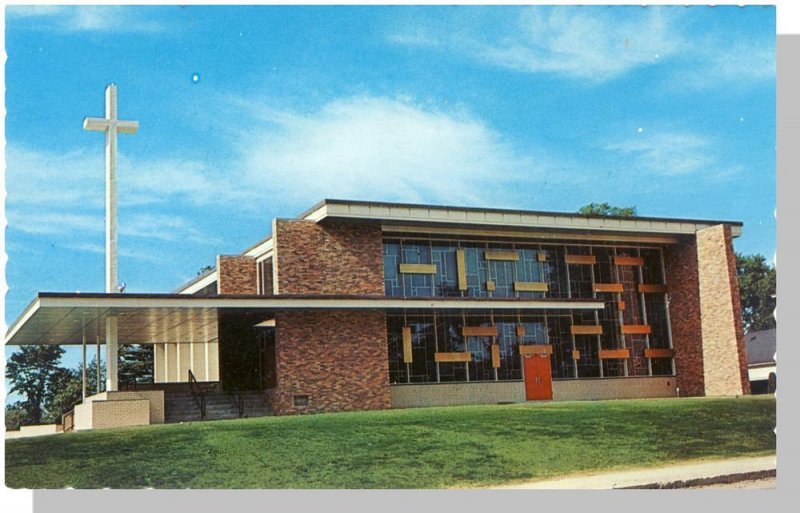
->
[[641, 248, 665, 284], [651, 357, 674, 376], [548, 315, 576, 379], [593, 246, 616, 284], [401, 240, 433, 297], [407, 314, 438, 383], [568, 263, 594, 298], [542, 246, 568, 299], [626, 335, 649, 376], [386, 315, 407, 383], [437, 314, 467, 382], [383, 242, 403, 297], [574, 335, 600, 378], [463, 244, 489, 298], [516, 247, 545, 298], [596, 292, 621, 349], [432, 244, 460, 297], [496, 319, 522, 380], [645, 295, 671, 349]]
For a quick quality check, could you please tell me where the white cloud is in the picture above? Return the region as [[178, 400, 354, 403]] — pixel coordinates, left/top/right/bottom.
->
[[604, 130, 716, 176], [6, 95, 558, 241], [388, 7, 683, 82], [387, 6, 774, 87], [477, 8, 680, 81], [236, 96, 539, 205], [6, 5, 165, 34], [5, 144, 221, 247], [670, 43, 775, 91]]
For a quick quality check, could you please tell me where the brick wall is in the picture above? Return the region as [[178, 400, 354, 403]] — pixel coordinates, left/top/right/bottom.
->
[[106, 391, 165, 424], [92, 399, 150, 430], [272, 220, 384, 295], [696, 224, 749, 396], [267, 310, 391, 415], [217, 255, 257, 294], [663, 237, 705, 396]]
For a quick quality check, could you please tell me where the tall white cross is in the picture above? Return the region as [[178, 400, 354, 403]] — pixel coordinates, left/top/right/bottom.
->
[[83, 84, 138, 392], [83, 83, 138, 294]]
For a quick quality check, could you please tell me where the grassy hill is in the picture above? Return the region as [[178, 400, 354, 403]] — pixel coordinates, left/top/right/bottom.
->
[[6, 396, 775, 489]]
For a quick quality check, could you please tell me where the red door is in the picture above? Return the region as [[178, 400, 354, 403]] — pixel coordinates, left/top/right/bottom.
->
[[524, 354, 553, 400]]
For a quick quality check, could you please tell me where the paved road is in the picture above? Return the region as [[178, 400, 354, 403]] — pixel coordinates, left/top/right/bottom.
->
[[493, 455, 777, 489]]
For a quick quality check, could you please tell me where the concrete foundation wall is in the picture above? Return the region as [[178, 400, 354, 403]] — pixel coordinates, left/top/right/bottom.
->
[[6, 424, 62, 439], [391, 382, 526, 408], [552, 377, 677, 401], [390, 377, 677, 407]]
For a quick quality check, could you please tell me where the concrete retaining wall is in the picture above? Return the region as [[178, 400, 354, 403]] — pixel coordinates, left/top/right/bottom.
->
[[391, 377, 677, 407], [391, 381, 525, 408], [553, 377, 677, 401]]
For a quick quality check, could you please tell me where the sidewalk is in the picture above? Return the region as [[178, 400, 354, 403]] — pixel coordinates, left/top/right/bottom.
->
[[493, 455, 776, 489]]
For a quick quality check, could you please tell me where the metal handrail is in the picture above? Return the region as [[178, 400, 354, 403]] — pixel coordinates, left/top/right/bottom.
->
[[188, 369, 206, 419], [229, 391, 244, 418]]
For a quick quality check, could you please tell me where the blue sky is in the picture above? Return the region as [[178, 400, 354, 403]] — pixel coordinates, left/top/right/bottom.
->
[[3, 5, 775, 372]]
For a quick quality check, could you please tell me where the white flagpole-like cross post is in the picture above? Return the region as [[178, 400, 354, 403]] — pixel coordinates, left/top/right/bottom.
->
[[83, 84, 138, 392]]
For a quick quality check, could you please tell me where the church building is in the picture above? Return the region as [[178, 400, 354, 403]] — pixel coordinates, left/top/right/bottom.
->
[[6, 199, 751, 429]]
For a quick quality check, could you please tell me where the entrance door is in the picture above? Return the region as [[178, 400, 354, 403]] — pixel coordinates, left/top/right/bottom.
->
[[523, 354, 553, 400]]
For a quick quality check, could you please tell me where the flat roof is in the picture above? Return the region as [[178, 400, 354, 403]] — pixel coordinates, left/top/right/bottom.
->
[[6, 292, 604, 346], [299, 199, 743, 238]]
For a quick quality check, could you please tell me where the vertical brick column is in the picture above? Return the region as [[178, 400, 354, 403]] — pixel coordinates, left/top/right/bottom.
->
[[663, 238, 705, 396], [267, 310, 391, 415], [696, 224, 750, 396], [217, 255, 257, 294], [273, 219, 384, 295]]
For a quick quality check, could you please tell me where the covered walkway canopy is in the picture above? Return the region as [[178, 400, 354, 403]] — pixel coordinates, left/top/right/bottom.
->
[[6, 292, 604, 346], [6, 291, 604, 393]]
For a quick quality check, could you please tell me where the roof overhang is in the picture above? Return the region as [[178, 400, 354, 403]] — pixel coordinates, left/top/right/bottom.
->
[[6, 293, 604, 346], [301, 199, 743, 239]]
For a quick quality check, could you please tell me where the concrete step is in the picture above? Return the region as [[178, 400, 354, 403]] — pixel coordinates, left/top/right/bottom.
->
[[164, 390, 272, 423]]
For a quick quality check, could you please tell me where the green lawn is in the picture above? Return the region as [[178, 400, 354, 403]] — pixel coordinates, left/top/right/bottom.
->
[[6, 396, 775, 489]]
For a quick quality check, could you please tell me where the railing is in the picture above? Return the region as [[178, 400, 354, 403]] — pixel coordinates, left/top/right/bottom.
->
[[188, 369, 207, 420], [62, 410, 75, 432], [229, 391, 244, 418]]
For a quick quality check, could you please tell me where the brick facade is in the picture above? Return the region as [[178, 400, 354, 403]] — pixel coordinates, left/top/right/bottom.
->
[[217, 255, 257, 294], [272, 220, 384, 295], [266, 310, 391, 415], [663, 237, 705, 397], [696, 225, 750, 396]]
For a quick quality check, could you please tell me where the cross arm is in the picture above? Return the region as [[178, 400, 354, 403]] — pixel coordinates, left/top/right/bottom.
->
[[83, 117, 110, 132], [116, 120, 139, 134]]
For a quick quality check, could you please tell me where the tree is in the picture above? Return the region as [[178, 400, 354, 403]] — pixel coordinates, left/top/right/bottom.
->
[[578, 202, 638, 217], [40, 357, 107, 424], [197, 264, 215, 276], [119, 344, 154, 386], [5, 401, 32, 431], [5, 345, 64, 425], [42, 367, 82, 424], [736, 253, 776, 333]]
